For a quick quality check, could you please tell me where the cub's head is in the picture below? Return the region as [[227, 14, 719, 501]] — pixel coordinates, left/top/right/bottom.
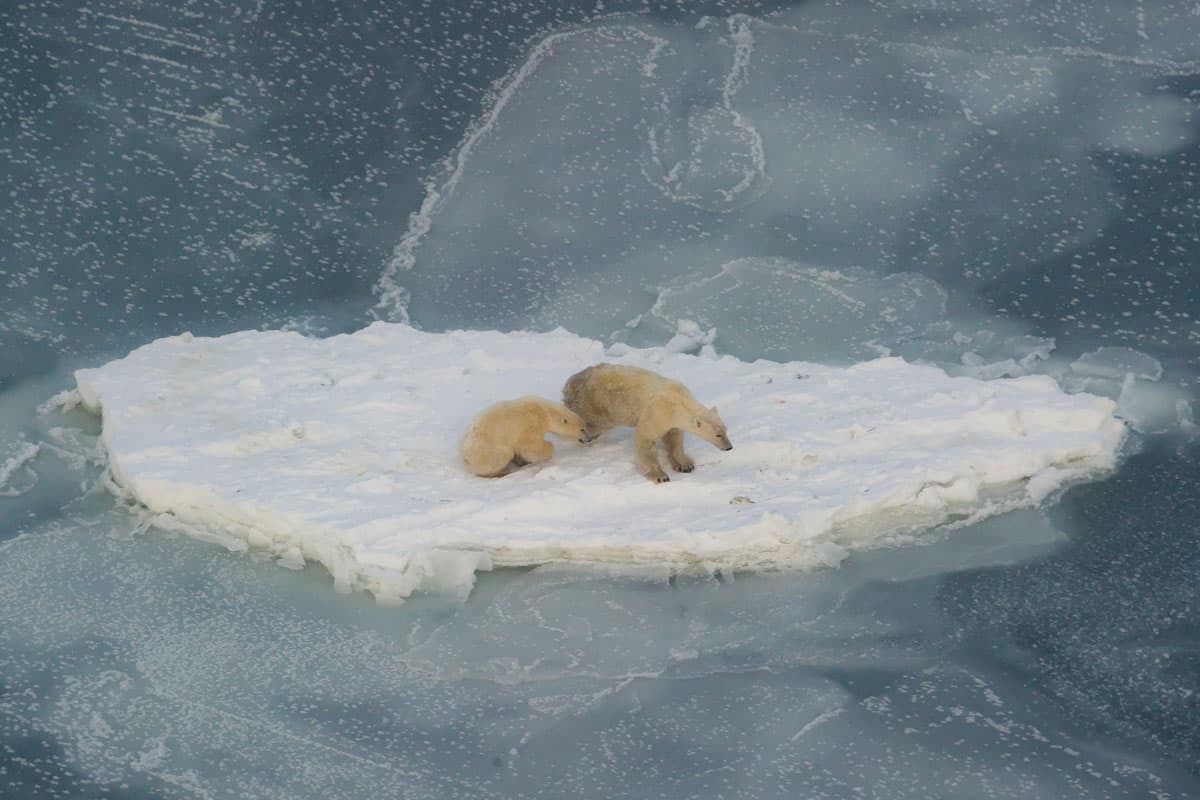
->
[[548, 405, 589, 444], [694, 406, 733, 451]]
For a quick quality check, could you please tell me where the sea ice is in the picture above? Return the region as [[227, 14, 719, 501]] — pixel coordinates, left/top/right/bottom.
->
[[74, 323, 1126, 601]]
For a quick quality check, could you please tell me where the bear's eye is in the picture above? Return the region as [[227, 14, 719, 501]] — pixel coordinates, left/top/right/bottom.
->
[[563, 417, 569, 424], [696, 420, 702, 428]]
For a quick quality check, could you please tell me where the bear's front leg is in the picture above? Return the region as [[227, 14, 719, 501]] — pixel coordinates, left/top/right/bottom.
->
[[663, 429, 694, 473], [634, 423, 670, 483], [515, 436, 555, 466]]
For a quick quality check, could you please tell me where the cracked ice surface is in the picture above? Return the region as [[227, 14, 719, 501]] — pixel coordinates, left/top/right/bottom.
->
[[377, 3, 1198, 352], [75, 324, 1125, 600]]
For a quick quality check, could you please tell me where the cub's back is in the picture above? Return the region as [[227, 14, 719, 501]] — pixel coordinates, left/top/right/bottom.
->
[[465, 397, 545, 442]]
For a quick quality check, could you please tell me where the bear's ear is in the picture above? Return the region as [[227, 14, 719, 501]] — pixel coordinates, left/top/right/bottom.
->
[[711, 405, 719, 415]]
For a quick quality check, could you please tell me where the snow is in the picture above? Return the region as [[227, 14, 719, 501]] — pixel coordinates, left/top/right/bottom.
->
[[74, 323, 1127, 601]]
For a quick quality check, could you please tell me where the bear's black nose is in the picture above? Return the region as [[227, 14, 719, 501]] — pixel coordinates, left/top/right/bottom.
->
[[722, 443, 733, 451]]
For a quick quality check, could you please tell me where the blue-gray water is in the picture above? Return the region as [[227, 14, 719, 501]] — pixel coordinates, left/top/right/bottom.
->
[[2, 1, 1198, 797]]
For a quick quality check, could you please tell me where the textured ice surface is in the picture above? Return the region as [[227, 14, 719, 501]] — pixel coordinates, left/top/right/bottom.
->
[[76, 324, 1125, 600]]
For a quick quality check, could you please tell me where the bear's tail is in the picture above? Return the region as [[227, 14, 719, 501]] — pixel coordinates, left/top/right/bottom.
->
[[562, 365, 597, 413]]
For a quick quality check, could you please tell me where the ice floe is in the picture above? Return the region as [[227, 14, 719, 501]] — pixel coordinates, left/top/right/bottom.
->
[[75, 323, 1127, 601]]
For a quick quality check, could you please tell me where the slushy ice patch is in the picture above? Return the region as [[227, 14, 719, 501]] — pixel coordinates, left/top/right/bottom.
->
[[74, 324, 1126, 600]]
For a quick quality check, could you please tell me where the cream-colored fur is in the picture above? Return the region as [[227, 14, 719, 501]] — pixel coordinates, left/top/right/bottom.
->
[[460, 397, 587, 477], [562, 363, 732, 483]]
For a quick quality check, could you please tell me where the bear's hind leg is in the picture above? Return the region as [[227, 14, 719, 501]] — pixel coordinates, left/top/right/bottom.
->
[[664, 429, 694, 473]]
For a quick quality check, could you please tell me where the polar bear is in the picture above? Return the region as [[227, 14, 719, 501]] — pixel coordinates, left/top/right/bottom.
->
[[460, 397, 588, 477], [562, 363, 732, 483]]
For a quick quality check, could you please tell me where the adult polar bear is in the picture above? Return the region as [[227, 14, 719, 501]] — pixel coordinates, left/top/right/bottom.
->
[[563, 363, 733, 483]]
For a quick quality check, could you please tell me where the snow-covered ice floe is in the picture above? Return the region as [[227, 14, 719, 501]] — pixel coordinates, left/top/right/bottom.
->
[[74, 323, 1127, 601]]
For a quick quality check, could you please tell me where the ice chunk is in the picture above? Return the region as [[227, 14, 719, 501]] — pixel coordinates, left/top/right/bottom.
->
[[0, 440, 40, 497], [662, 318, 716, 356], [1059, 346, 1197, 434], [953, 334, 1060, 380], [1116, 377, 1196, 436], [74, 324, 1127, 600], [1070, 346, 1164, 382]]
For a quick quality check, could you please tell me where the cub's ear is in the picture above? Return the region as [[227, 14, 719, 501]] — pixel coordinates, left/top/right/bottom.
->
[[711, 405, 719, 415]]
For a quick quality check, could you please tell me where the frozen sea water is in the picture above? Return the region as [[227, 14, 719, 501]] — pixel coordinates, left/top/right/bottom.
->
[[3, 0, 1200, 797]]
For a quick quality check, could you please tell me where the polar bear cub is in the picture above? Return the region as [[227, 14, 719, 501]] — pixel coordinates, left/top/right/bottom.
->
[[460, 397, 588, 477], [562, 363, 732, 483]]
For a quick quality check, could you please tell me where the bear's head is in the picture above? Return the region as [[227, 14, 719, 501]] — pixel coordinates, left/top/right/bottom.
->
[[693, 406, 733, 451], [548, 405, 589, 444]]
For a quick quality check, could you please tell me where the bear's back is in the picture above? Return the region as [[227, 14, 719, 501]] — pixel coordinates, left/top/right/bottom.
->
[[569, 363, 696, 428]]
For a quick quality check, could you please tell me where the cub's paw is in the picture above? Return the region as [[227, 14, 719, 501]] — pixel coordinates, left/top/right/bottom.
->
[[648, 470, 671, 484]]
